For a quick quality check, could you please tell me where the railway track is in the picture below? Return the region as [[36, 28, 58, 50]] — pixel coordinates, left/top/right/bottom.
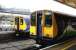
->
[[40, 37, 76, 50]]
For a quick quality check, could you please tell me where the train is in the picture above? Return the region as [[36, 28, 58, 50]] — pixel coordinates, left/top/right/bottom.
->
[[0, 12, 30, 39], [30, 10, 76, 45]]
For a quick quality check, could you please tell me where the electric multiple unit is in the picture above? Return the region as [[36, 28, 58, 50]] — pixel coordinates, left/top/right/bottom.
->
[[0, 13, 30, 36], [30, 10, 76, 44]]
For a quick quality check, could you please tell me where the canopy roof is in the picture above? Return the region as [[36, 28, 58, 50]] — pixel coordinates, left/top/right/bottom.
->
[[0, 0, 76, 17]]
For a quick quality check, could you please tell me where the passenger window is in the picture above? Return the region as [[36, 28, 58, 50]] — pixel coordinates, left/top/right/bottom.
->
[[71, 18, 76, 30], [45, 15, 52, 27]]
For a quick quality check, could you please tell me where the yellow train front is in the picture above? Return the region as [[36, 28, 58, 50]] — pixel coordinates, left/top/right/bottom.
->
[[15, 16, 30, 38], [30, 10, 58, 44], [30, 10, 76, 45]]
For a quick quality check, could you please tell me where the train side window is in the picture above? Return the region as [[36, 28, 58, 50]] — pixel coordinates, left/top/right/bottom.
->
[[71, 18, 76, 30], [31, 15, 36, 26], [45, 15, 52, 27], [20, 18, 23, 25]]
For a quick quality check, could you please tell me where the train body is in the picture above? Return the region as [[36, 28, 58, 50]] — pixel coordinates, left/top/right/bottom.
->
[[0, 12, 30, 36], [30, 10, 76, 44]]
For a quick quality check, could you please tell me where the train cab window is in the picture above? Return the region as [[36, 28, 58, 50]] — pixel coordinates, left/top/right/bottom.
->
[[15, 17, 19, 25], [20, 18, 23, 25], [45, 15, 52, 27], [31, 15, 36, 26]]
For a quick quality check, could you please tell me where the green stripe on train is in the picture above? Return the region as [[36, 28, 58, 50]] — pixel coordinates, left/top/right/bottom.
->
[[65, 31, 76, 37]]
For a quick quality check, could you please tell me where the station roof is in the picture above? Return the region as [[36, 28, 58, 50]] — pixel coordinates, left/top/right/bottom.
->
[[0, 8, 31, 15], [0, 0, 76, 17]]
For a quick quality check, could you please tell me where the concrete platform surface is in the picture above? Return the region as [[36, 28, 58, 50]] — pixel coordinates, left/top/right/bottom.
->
[[0, 39, 36, 50]]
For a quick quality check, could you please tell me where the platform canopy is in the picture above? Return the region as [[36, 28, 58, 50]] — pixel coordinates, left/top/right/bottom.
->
[[0, 0, 76, 16]]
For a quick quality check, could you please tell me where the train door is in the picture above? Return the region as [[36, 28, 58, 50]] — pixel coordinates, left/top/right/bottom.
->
[[15, 17, 19, 31], [36, 11, 43, 40], [15, 17, 20, 36]]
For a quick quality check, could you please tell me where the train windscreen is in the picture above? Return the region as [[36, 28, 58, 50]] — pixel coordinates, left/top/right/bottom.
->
[[20, 18, 23, 25], [31, 15, 36, 26], [45, 14, 52, 27]]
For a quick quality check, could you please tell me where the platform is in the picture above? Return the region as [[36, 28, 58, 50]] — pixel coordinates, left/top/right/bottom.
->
[[0, 39, 36, 50]]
